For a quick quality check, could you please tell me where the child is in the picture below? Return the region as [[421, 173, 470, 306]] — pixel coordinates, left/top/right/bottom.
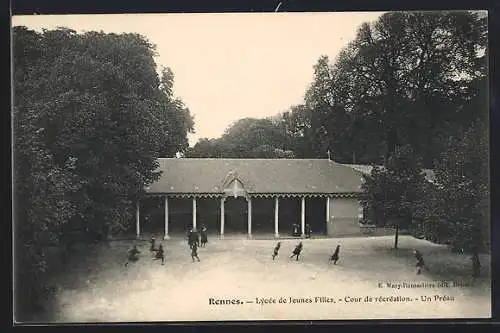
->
[[414, 249, 425, 275], [125, 244, 140, 267], [290, 242, 303, 261], [150, 236, 157, 252], [153, 243, 165, 265], [272, 242, 281, 260], [188, 229, 199, 249], [305, 224, 312, 238], [329, 245, 340, 264], [191, 241, 201, 262], [200, 225, 208, 247]]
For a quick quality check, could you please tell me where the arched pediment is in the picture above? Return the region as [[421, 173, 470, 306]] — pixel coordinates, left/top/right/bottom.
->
[[222, 171, 248, 198]]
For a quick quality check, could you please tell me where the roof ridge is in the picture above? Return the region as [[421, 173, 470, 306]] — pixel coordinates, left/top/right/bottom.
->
[[157, 158, 333, 161]]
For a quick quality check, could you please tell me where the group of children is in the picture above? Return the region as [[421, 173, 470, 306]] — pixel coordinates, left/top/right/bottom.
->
[[275, 242, 424, 275], [271, 241, 341, 264], [123, 237, 165, 267], [125, 225, 210, 266], [125, 231, 427, 276]]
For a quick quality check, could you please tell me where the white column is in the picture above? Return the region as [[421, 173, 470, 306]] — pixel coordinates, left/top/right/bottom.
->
[[358, 201, 364, 221], [220, 197, 225, 238], [301, 196, 306, 237], [192, 197, 197, 231], [247, 197, 252, 237], [136, 200, 140, 239], [164, 196, 169, 240], [274, 197, 279, 238], [326, 197, 330, 223], [326, 196, 331, 236]]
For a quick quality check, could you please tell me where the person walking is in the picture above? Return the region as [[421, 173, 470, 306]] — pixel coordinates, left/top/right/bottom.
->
[[414, 249, 426, 275], [272, 242, 281, 260], [125, 244, 140, 267], [150, 236, 157, 252], [153, 243, 165, 265], [290, 242, 303, 261], [329, 245, 340, 264], [191, 241, 201, 262]]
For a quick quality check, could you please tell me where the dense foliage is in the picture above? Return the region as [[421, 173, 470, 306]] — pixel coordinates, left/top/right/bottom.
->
[[413, 120, 490, 254], [13, 26, 193, 318], [302, 11, 487, 166], [188, 12, 487, 164], [361, 145, 426, 249], [186, 117, 295, 158], [186, 12, 489, 276]]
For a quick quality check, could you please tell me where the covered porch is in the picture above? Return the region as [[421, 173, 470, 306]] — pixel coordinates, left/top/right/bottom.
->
[[134, 193, 333, 240]]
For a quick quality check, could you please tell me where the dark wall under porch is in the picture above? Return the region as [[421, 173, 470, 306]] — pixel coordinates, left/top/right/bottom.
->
[[277, 197, 327, 236], [224, 197, 248, 234], [138, 196, 327, 236], [196, 198, 220, 234], [306, 197, 327, 236], [138, 197, 165, 233], [251, 198, 274, 233]]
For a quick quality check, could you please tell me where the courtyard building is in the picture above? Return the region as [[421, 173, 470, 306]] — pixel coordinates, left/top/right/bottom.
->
[[136, 158, 366, 239]]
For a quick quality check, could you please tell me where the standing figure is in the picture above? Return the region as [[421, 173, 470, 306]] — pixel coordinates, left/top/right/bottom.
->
[[329, 245, 340, 264], [150, 236, 157, 252], [191, 241, 201, 262], [153, 243, 165, 265], [125, 244, 140, 267], [272, 242, 281, 260], [200, 224, 208, 247], [305, 224, 312, 238], [188, 229, 199, 249], [290, 242, 303, 261], [414, 249, 426, 275], [187, 228, 194, 248]]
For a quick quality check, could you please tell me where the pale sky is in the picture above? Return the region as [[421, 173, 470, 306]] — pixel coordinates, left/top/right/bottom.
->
[[12, 12, 384, 146]]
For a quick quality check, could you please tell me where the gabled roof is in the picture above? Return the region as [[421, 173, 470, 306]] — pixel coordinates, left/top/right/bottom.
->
[[145, 158, 364, 195]]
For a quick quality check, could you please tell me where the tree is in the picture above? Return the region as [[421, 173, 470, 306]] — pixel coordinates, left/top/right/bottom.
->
[[13, 105, 79, 315], [280, 105, 316, 158], [14, 26, 194, 237], [221, 118, 289, 151], [361, 145, 425, 249], [157, 66, 195, 157], [304, 11, 487, 167], [13, 26, 194, 318], [415, 120, 489, 276], [304, 56, 335, 158], [186, 117, 293, 158]]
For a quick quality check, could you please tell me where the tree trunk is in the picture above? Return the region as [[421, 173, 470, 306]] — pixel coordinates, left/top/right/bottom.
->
[[394, 224, 399, 249]]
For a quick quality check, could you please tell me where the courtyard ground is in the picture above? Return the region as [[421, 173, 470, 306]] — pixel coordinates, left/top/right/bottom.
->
[[38, 235, 491, 323]]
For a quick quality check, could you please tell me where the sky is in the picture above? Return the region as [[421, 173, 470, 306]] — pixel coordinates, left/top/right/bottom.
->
[[12, 12, 384, 146]]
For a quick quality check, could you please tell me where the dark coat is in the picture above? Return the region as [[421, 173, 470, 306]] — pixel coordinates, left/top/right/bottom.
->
[[293, 243, 303, 255], [331, 246, 340, 260], [191, 243, 199, 256]]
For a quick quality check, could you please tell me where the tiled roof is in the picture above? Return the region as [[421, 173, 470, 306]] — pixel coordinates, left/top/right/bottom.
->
[[340, 164, 436, 183], [340, 164, 378, 175], [145, 158, 364, 195]]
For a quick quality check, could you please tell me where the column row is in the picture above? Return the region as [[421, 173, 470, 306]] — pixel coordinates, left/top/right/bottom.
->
[[136, 196, 330, 239]]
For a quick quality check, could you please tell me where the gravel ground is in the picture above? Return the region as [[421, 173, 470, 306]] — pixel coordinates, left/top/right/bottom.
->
[[41, 235, 491, 323]]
